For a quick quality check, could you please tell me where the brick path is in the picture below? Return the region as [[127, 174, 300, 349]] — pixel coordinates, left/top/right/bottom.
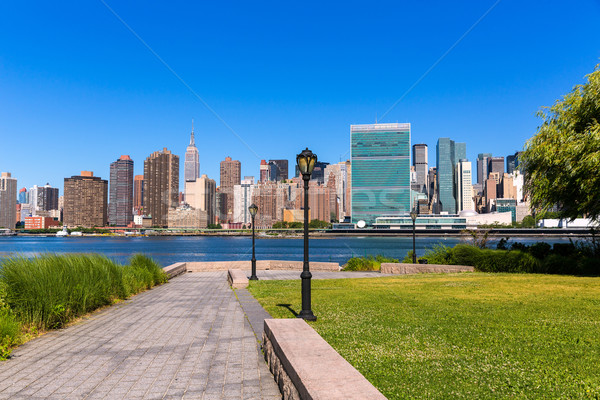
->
[[0, 272, 281, 400]]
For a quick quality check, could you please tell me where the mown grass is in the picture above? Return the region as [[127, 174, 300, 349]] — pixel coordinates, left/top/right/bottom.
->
[[249, 273, 600, 399], [0, 253, 167, 359]]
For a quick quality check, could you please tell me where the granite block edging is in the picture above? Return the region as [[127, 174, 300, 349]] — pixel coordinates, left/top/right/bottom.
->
[[380, 263, 474, 274], [186, 260, 340, 272], [162, 262, 187, 278], [262, 318, 386, 400], [228, 269, 249, 289]]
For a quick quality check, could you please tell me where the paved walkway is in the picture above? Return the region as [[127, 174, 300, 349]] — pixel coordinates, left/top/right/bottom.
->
[[0, 272, 281, 400]]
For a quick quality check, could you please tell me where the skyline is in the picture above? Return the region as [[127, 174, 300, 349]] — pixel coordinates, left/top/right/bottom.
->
[[2, 1, 600, 191]]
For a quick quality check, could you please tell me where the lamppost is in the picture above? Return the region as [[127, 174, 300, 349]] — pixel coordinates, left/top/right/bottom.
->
[[296, 147, 317, 321], [248, 203, 258, 280], [410, 206, 418, 264]]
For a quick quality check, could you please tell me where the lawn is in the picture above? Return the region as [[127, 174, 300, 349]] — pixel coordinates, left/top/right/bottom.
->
[[248, 273, 600, 399]]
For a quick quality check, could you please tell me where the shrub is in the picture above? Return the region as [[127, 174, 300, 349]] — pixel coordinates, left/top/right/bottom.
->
[[419, 245, 453, 265], [343, 255, 398, 271], [449, 244, 539, 273], [528, 242, 552, 259]]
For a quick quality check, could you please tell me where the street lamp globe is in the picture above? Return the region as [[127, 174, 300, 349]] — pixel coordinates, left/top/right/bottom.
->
[[296, 148, 317, 177], [248, 203, 258, 218]]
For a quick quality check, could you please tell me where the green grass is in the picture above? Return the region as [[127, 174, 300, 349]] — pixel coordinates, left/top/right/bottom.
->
[[343, 255, 399, 271], [0, 253, 167, 360], [249, 273, 600, 399]]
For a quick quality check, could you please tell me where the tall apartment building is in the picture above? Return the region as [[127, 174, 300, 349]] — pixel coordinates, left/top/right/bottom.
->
[[436, 138, 466, 214], [184, 126, 200, 183], [185, 174, 216, 225], [251, 181, 291, 227], [233, 177, 255, 225], [292, 181, 331, 222], [220, 156, 241, 222], [63, 171, 108, 227], [476, 153, 492, 185], [324, 162, 348, 221], [268, 159, 289, 181], [412, 144, 428, 195], [259, 160, 269, 182], [351, 123, 411, 225], [109, 155, 134, 226], [144, 148, 179, 227], [455, 159, 474, 212], [30, 183, 59, 214], [133, 175, 144, 215], [0, 172, 17, 229]]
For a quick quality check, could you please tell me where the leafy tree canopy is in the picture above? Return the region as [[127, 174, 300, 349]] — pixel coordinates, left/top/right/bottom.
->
[[521, 64, 600, 221]]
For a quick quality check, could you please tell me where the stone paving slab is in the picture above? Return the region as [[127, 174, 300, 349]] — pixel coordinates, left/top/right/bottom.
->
[[0, 272, 281, 400]]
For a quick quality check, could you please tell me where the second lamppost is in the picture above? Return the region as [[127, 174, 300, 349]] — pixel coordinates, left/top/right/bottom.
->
[[249, 203, 258, 280], [410, 206, 418, 264], [296, 148, 317, 321]]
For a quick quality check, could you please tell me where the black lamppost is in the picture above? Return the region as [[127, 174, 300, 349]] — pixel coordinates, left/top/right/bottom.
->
[[249, 203, 258, 280], [296, 148, 317, 321], [410, 207, 418, 264]]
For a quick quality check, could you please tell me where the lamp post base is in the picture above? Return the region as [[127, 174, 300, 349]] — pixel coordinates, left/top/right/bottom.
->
[[297, 310, 317, 321]]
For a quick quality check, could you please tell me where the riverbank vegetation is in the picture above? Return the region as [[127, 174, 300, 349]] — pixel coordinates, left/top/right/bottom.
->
[[342, 255, 399, 271], [0, 254, 166, 360], [249, 273, 600, 399]]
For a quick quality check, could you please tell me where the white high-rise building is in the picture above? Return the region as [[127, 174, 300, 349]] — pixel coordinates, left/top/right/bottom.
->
[[184, 174, 216, 225], [184, 123, 200, 184], [233, 177, 255, 225], [456, 159, 474, 212], [0, 172, 17, 229]]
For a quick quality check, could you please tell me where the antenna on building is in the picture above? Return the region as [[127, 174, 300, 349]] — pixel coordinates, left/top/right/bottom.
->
[[190, 119, 195, 146], [375, 112, 378, 124]]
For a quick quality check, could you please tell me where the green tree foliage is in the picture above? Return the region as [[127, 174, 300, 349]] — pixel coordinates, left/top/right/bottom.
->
[[308, 219, 331, 229], [521, 65, 600, 221]]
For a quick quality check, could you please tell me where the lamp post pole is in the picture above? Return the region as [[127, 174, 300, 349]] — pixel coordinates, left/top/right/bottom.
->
[[297, 148, 317, 321], [249, 203, 258, 280], [410, 207, 418, 264]]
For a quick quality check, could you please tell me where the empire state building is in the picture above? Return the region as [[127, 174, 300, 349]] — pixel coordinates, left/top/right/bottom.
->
[[184, 123, 200, 182]]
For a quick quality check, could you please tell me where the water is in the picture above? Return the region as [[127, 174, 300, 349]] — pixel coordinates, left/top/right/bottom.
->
[[0, 235, 579, 267]]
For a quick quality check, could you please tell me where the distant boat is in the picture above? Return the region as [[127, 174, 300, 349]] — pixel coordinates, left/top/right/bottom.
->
[[0, 228, 16, 236], [56, 227, 69, 237]]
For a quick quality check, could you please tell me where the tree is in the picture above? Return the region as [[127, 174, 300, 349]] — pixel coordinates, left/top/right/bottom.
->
[[521, 64, 600, 221]]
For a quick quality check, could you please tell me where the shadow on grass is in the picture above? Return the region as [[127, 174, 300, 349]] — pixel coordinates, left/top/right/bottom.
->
[[276, 303, 298, 317]]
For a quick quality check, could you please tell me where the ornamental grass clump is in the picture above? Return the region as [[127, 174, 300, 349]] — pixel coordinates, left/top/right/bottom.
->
[[0, 253, 167, 332]]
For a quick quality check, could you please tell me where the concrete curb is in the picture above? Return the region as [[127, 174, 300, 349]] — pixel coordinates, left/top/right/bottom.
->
[[228, 269, 249, 289]]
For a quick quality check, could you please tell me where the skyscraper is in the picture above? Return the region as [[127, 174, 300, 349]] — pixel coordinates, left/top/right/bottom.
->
[[488, 156, 505, 176], [220, 156, 241, 222], [233, 177, 255, 225], [30, 184, 59, 214], [412, 144, 428, 195], [144, 148, 179, 227], [351, 123, 411, 225], [185, 174, 217, 225], [436, 138, 466, 214], [476, 153, 492, 185], [259, 160, 269, 182], [184, 124, 200, 183], [455, 159, 474, 212], [268, 159, 289, 181], [506, 151, 522, 174], [0, 172, 17, 229], [109, 155, 134, 226], [63, 171, 108, 227], [133, 175, 144, 215]]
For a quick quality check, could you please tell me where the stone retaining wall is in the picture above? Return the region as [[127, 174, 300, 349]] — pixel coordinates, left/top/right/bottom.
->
[[380, 263, 474, 274], [186, 260, 339, 272], [263, 319, 386, 400]]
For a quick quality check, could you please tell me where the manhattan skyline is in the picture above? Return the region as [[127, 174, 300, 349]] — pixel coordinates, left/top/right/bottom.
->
[[1, 1, 600, 191]]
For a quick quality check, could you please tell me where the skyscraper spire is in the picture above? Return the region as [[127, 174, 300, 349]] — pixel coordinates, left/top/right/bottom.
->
[[190, 119, 195, 146]]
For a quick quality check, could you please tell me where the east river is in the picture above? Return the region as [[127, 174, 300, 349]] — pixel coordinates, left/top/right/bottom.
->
[[0, 235, 578, 267]]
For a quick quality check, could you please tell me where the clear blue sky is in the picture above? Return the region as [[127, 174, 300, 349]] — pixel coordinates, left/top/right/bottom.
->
[[1, 1, 599, 192]]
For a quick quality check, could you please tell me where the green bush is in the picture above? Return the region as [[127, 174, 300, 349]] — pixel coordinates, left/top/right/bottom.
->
[[420, 245, 453, 265], [343, 255, 399, 271], [448, 244, 539, 273]]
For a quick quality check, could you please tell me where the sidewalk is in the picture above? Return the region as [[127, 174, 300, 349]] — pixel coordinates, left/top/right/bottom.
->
[[0, 271, 281, 400]]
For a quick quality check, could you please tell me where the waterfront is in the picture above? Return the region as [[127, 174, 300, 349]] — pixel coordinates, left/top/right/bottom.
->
[[0, 235, 579, 267]]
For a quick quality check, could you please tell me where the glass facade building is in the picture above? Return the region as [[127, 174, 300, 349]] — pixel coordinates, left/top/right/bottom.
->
[[351, 123, 411, 225], [436, 138, 466, 215]]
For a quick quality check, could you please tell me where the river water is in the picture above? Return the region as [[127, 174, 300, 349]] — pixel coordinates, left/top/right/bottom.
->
[[0, 235, 578, 267]]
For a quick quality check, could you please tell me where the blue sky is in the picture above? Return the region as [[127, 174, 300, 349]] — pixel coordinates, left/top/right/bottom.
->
[[1, 1, 600, 192]]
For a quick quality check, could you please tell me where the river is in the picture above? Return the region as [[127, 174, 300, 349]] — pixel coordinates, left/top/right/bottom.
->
[[0, 235, 580, 267]]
